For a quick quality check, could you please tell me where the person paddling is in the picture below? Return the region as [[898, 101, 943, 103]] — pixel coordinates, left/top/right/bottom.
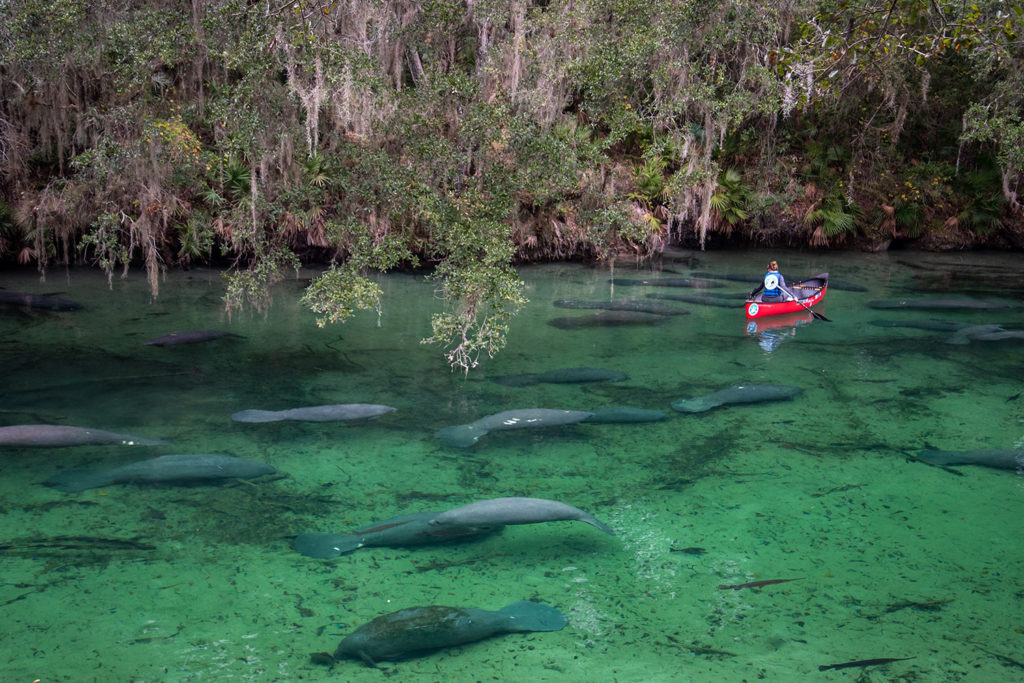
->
[[749, 260, 797, 302]]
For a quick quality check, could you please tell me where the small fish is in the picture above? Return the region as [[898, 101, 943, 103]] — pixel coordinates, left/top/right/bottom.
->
[[818, 656, 915, 671], [718, 577, 802, 590]]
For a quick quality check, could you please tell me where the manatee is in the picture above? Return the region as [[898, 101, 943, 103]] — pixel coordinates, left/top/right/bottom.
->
[[333, 601, 567, 665], [914, 449, 1023, 471], [435, 409, 593, 447], [144, 330, 242, 346], [869, 319, 968, 332], [552, 299, 690, 315], [582, 406, 668, 423], [293, 511, 502, 559], [867, 298, 1011, 310], [0, 424, 166, 447], [610, 277, 724, 289], [692, 272, 869, 292], [547, 311, 670, 328], [430, 497, 615, 535], [43, 454, 277, 493], [947, 325, 1024, 344], [0, 290, 82, 311], [492, 367, 628, 387], [232, 403, 396, 423], [647, 292, 745, 308], [671, 384, 804, 413]]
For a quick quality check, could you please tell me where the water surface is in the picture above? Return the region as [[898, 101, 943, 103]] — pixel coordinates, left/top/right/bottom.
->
[[1, 248, 1022, 681]]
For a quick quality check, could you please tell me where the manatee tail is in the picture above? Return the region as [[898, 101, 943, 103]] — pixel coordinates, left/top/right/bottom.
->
[[43, 469, 115, 493], [293, 533, 364, 558], [232, 410, 282, 423], [579, 514, 616, 536], [499, 601, 567, 632], [121, 434, 169, 446], [436, 423, 488, 448]]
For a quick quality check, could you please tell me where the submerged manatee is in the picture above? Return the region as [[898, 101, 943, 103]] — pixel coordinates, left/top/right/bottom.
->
[[232, 403, 396, 423], [671, 384, 804, 413], [914, 449, 1024, 471], [946, 325, 1024, 344], [552, 299, 690, 315], [610, 277, 724, 289], [435, 409, 593, 447], [43, 454, 277, 492], [144, 330, 242, 346], [293, 511, 502, 559], [492, 367, 628, 387], [0, 424, 166, 447], [647, 292, 745, 308], [0, 291, 82, 311], [867, 298, 1012, 310], [582, 406, 668, 423], [430, 497, 615, 535], [869, 319, 968, 332], [333, 601, 567, 664], [547, 311, 670, 328]]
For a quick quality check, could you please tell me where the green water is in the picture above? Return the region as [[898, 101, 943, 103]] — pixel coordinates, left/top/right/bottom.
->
[[1, 248, 1022, 682]]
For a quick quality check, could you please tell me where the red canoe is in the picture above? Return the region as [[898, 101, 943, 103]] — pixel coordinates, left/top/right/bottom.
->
[[745, 273, 828, 319]]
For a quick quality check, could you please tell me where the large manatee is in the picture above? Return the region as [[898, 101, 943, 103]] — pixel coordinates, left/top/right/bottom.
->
[[43, 454, 277, 492], [0, 424, 166, 447], [332, 601, 567, 665], [232, 403, 396, 423], [647, 292, 745, 308], [492, 367, 628, 387], [0, 291, 82, 311], [547, 311, 670, 328], [867, 298, 1012, 310], [436, 408, 592, 447], [144, 330, 242, 346], [293, 511, 501, 559], [914, 449, 1023, 471], [552, 299, 690, 315], [671, 384, 804, 413], [430, 497, 615, 535]]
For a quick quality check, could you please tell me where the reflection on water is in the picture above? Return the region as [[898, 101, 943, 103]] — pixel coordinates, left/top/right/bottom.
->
[[1, 248, 1023, 681]]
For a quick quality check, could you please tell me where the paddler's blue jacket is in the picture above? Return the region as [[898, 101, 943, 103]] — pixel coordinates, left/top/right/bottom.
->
[[750, 270, 797, 300]]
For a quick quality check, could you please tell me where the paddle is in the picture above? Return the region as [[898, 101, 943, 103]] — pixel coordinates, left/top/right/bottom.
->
[[793, 296, 831, 322]]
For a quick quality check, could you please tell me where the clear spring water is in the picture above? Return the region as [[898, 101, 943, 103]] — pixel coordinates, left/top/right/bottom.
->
[[1, 248, 1022, 682]]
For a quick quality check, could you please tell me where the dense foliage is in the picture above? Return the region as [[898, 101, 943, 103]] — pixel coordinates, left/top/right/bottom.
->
[[1, 0, 1021, 369]]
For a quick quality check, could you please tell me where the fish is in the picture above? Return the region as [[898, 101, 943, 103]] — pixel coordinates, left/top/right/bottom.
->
[[435, 409, 593, 447], [914, 449, 1023, 471], [867, 298, 1012, 310], [818, 657, 915, 671], [547, 311, 670, 328], [231, 403, 396, 423], [582, 407, 668, 423], [552, 299, 690, 315], [646, 292, 745, 308], [43, 454, 277, 493], [0, 424, 166, 447], [491, 367, 628, 387], [718, 578, 803, 590], [610, 277, 724, 288], [293, 511, 502, 559], [144, 330, 242, 346], [333, 601, 567, 664], [671, 384, 804, 413], [0, 290, 82, 311], [429, 497, 615, 535]]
